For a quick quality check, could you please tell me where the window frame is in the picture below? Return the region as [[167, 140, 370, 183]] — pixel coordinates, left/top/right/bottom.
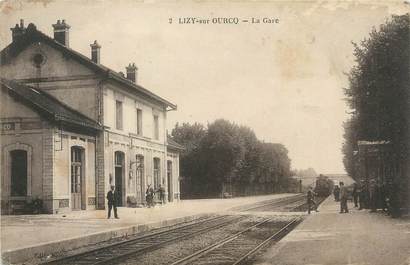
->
[[153, 157, 161, 188], [115, 100, 123, 130], [136, 108, 143, 136], [153, 114, 159, 140]]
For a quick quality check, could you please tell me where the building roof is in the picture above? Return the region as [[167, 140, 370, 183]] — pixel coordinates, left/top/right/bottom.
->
[[357, 140, 391, 146], [167, 135, 184, 151], [0, 23, 177, 110], [1, 78, 101, 131]]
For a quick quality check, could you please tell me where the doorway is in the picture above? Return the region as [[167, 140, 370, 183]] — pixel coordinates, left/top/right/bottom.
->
[[136, 155, 144, 204], [115, 151, 124, 206], [71, 147, 84, 210], [167, 160, 173, 202], [10, 150, 27, 197], [153, 158, 161, 189]]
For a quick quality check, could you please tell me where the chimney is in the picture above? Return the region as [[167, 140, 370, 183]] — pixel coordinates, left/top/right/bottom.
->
[[126, 63, 138, 83], [90, 40, 101, 64], [10, 19, 26, 42], [52, 19, 70, 46]]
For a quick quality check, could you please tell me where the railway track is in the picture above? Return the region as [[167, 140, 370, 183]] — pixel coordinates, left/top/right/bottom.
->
[[41, 195, 305, 265], [170, 217, 301, 265], [291, 196, 327, 212], [40, 215, 244, 265], [237, 194, 306, 212]]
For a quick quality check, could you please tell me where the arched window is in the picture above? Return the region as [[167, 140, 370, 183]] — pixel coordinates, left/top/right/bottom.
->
[[10, 150, 27, 196], [115, 151, 124, 168]]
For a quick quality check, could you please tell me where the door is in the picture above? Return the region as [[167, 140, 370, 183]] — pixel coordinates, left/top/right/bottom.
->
[[10, 150, 27, 197], [153, 158, 160, 189], [167, 160, 173, 202], [153, 158, 160, 201], [115, 152, 124, 206], [136, 155, 144, 204], [71, 147, 83, 210]]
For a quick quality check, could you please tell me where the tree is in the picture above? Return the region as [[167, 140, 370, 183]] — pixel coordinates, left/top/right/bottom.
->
[[171, 122, 206, 197], [172, 119, 293, 198], [171, 122, 206, 153], [343, 14, 410, 199], [200, 119, 246, 196]]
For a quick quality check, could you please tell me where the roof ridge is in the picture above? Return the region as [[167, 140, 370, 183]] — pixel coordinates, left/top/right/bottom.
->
[[1, 23, 177, 109], [167, 135, 185, 149]]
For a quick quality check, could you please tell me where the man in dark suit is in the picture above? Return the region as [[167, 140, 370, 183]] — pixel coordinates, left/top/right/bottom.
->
[[307, 186, 318, 214], [339, 181, 349, 213], [157, 184, 165, 205], [358, 180, 367, 210], [333, 185, 340, 202], [146, 184, 155, 208], [107, 185, 119, 219], [352, 182, 359, 207]]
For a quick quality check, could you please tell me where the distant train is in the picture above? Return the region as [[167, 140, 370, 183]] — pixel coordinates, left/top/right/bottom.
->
[[314, 174, 334, 197]]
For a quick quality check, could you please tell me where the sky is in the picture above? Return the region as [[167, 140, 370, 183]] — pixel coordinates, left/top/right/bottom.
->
[[0, 0, 408, 174]]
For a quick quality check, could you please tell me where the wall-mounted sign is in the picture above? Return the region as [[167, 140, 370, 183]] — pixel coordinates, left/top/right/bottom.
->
[[1, 122, 15, 131]]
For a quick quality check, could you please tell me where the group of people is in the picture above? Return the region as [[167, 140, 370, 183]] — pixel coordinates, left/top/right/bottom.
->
[[306, 181, 349, 214], [333, 181, 372, 213], [145, 184, 166, 208], [106, 184, 167, 219], [334, 181, 349, 213], [333, 181, 357, 212], [332, 179, 400, 217]]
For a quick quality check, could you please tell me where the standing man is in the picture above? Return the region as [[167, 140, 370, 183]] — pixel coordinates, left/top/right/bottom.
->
[[107, 185, 119, 219], [339, 181, 349, 213], [369, 179, 377, 213], [358, 180, 366, 210], [352, 182, 359, 208], [379, 181, 387, 212], [146, 184, 155, 208], [157, 184, 165, 205], [307, 186, 318, 214], [333, 185, 340, 202]]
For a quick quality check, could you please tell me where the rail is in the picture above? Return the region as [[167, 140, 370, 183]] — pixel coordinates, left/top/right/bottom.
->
[[239, 194, 306, 212], [40, 215, 243, 265], [41, 195, 306, 265], [171, 217, 301, 265]]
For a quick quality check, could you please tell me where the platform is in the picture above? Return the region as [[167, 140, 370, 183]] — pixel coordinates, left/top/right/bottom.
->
[[0, 193, 295, 264], [253, 196, 410, 265]]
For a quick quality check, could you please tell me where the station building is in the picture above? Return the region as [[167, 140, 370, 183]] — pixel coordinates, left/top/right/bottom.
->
[[0, 20, 183, 214]]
